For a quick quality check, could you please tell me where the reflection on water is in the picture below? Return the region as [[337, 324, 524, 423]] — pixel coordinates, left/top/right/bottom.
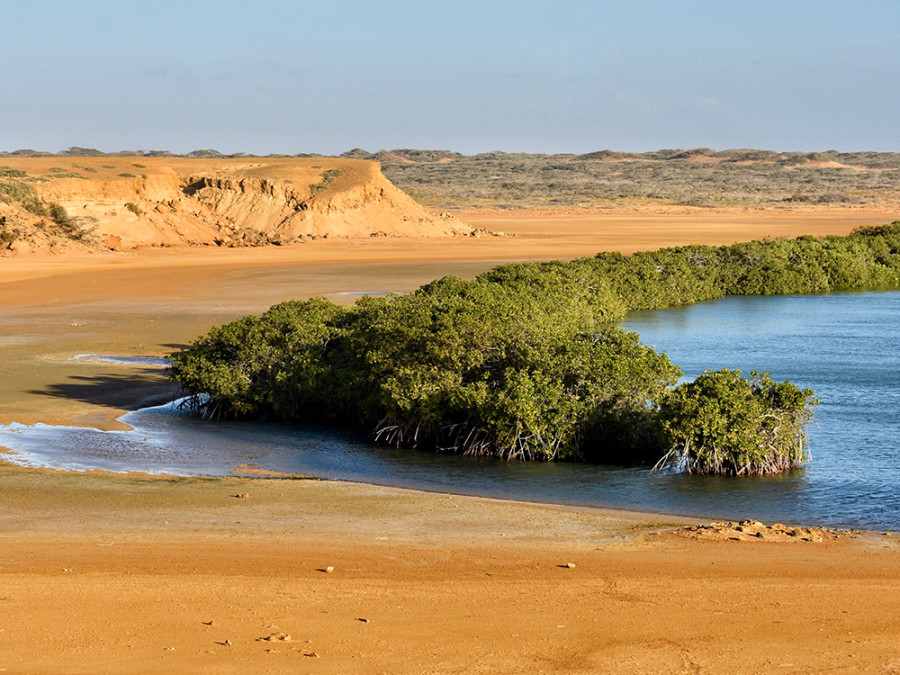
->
[[1, 291, 899, 531]]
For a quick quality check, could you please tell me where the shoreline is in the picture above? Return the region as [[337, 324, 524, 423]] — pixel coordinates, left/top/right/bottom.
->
[[0, 457, 712, 537], [1, 388, 896, 535]]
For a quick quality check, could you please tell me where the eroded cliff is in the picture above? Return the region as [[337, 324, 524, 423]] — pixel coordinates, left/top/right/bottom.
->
[[0, 157, 470, 254]]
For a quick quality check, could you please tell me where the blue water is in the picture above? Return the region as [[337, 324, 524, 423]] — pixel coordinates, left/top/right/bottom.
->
[[0, 291, 898, 531], [620, 290, 900, 532]]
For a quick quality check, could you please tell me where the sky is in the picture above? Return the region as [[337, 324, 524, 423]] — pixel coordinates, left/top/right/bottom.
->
[[2, 0, 899, 156]]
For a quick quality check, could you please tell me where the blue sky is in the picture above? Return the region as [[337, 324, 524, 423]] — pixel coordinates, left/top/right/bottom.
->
[[2, 0, 899, 155]]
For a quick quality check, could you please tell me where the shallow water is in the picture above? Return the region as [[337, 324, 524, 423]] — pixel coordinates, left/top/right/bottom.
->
[[1, 291, 898, 531], [71, 354, 171, 366]]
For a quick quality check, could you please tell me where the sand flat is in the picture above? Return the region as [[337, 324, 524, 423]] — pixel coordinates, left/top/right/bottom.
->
[[1, 207, 899, 673], [2, 467, 898, 674]]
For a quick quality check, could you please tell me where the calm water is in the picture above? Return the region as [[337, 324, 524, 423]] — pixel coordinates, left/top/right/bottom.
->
[[1, 291, 898, 531]]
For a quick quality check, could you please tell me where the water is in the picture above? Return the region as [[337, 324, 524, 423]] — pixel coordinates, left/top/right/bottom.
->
[[1, 291, 898, 531], [71, 354, 171, 366], [620, 290, 900, 532]]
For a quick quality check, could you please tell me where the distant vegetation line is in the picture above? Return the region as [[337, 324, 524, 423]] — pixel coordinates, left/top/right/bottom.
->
[[367, 148, 900, 209], [169, 223, 900, 475], [4, 146, 900, 209]]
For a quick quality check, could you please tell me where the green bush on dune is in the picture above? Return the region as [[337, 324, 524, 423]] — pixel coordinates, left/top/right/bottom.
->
[[170, 223, 900, 474]]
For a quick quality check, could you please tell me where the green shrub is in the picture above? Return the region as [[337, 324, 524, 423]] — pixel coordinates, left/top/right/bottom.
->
[[308, 169, 344, 195], [170, 298, 349, 420], [171, 284, 679, 462], [0, 217, 21, 248], [656, 370, 817, 475], [0, 179, 36, 204], [48, 202, 71, 227]]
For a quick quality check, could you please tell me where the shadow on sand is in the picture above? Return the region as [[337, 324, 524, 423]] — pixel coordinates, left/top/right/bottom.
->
[[30, 368, 178, 411]]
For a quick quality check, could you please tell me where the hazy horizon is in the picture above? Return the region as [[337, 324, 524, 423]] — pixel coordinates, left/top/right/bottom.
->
[[2, 145, 898, 158]]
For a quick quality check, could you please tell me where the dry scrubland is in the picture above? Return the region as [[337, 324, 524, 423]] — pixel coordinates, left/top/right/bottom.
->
[[367, 147, 900, 209], [1, 148, 899, 673]]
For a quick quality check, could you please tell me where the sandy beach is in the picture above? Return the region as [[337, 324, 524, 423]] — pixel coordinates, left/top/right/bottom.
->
[[2, 207, 900, 673]]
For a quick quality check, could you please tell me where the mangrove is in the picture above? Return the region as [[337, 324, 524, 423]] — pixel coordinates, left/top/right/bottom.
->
[[169, 223, 900, 474]]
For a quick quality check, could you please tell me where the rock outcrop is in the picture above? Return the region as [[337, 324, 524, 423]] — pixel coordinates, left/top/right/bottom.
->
[[0, 157, 470, 254]]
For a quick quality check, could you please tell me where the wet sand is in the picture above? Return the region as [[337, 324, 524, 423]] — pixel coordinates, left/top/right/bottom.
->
[[2, 207, 899, 673]]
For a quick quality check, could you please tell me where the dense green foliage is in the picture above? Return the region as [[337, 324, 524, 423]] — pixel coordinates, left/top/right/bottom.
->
[[170, 224, 900, 471], [171, 281, 680, 461], [656, 370, 817, 475]]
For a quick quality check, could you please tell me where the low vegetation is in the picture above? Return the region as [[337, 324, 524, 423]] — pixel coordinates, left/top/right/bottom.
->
[[364, 148, 900, 209], [169, 223, 900, 474], [0, 172, 97, 243], [308, 168, 344, 195]]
